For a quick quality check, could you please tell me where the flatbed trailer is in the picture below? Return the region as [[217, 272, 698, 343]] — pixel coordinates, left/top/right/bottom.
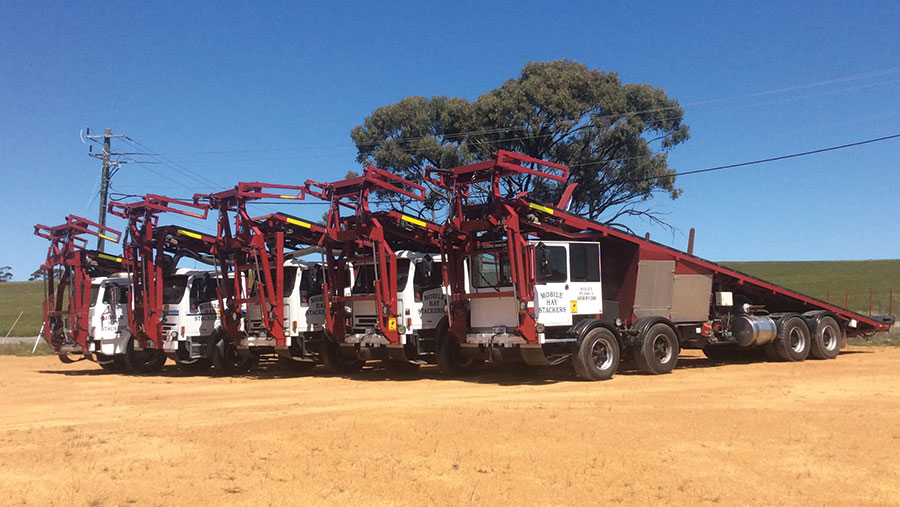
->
[[429, 150, 893, 379], [33, 215, 124, 362]]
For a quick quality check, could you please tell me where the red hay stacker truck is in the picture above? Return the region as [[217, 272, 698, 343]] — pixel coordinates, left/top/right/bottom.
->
[[429, 150, 893, 380], [195, 182, 333, 372], [33, 215, 125, 364], [306, 166, 449, 373], [108, 194, 217, 372]]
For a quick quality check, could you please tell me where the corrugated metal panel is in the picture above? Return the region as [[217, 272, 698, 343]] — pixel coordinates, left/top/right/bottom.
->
[[634, 260, 674, 318], [670, 274, 712, 322]]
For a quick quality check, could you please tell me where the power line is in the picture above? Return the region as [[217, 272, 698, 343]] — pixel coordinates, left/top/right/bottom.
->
[[630, 132, 900, 183]]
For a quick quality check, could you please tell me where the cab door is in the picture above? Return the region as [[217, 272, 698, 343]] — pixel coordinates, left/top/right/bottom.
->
[[567, 242, 603, 316], [533, 242, 573, 327]]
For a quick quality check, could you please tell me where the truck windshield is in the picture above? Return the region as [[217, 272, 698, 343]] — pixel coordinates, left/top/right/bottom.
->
[[162, 276, 188, 304], [250, 267, 298, 298], [89, 284, 101, 308], [472, 252, 511, 288], [352, 260, 411, 294]]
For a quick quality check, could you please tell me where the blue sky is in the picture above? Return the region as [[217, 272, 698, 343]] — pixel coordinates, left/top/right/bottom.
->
[[2, 1, 899, 280]]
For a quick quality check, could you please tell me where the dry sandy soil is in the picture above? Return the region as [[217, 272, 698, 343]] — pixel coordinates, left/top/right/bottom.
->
[[1, 347, 899, 506]]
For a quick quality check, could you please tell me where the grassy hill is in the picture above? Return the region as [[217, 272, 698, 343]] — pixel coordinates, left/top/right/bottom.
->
[[722, 260, 900, 316], [1, 259, 898, 338], [0, 281, 44, 337]]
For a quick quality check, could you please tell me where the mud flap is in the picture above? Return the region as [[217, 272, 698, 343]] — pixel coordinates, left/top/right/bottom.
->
[[519, 345, 570, 366]]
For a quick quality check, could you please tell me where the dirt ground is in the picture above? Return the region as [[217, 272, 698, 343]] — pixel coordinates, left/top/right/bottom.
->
[[1, 348, 899, 507]]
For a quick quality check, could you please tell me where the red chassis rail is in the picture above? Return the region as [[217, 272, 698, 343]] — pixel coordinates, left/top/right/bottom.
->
[[194, 182, 308, 347], [431, 151, 890, 346], [109, 195, 212, 349], [33, 215, 123, 354], [305, 167, 442, 351]]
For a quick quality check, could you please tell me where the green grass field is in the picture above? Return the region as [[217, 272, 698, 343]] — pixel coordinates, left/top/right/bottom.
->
[[722, 259, 900, 316], [0, 281, 44, 337], [1, 259, 897, 341]]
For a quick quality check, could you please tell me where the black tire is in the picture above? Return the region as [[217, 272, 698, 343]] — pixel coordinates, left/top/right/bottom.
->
[[771, 314, 811, 362], [277, 356, 317, 372], [124, 338, 167, 373], [435, 333, 483, 376], [809, 315, 842, 360], [633, 323, 679, 374], [319, 338, 365, 374], [175, 357, 213, 372], [96, 353, 127, 372], [212, 336, 257, 375], [572, 327, 619, 381]]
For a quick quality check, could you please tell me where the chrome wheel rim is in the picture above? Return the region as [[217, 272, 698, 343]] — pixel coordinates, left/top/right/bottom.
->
[[652, 334, 673, 363], [590, 338, 614, 370], [789, 327, 805, 353]]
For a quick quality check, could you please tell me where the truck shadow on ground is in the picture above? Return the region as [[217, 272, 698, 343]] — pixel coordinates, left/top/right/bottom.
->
[[38, 348, 875, 383]]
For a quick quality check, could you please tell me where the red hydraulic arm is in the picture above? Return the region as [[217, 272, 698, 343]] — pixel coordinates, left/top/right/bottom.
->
[[108, 194, 211, 350], [194, 182, 308, 347], [33, 215, 124, 354], [305, 167, 442, 347]]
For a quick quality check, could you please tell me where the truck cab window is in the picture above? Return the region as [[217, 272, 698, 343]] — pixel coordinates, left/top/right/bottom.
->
[[535, 245, 567, 283], [569, 243, 601, 282], [413, 259, 443, 301]]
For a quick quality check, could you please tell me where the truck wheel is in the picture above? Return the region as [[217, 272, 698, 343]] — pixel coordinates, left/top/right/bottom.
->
[[175, 357, 213, 372], [436, 335, 483, 376], [212, 337, 257, 375], [277, 356, 316, 372], [633, 323, 679, 374], [810, 316, 842, 359], [771, 315, 811, 362], [124, 338, 167, 373], [96, 353, 127, 372], [320, 339, 364, 374], [572, 327, 619, 381]]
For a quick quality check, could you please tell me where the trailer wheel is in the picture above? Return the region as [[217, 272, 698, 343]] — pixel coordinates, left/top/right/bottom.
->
[[810, 316, 842, 359], [771, 315, 811, 362], [436, 334, 483, 376], [320, 339, 365, 374], [212, 337, 256, 375], [96, 353, 127, 372], [633, 323, 679, 374], [124, 338, 166, 373], [277, 356, 316, 372], [572, 327, 619, 381], [175, 357, 213, 372]]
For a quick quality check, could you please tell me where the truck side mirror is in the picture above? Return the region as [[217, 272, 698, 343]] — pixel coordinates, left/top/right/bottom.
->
[[537, 242, 551, 278]]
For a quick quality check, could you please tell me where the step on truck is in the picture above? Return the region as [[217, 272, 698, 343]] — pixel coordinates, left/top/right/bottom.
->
[[306, 167, 450, 373], [33, 215, 127, 367], [430, 151, 893, 380]]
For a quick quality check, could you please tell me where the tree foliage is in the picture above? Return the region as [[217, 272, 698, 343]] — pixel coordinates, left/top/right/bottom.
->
[[351, 59, 690, 228], [0, 266, 12, 283]]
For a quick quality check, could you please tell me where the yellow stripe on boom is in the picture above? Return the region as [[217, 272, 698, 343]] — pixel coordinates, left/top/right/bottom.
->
[[286, 217, 312, 228], [177, 229, 203, 240], [97, 253, 123, 263], [98, 233, 118, 242], [279, 195, 302, 200], [400, 215, 427, 227], [528, 202, 555, 215]]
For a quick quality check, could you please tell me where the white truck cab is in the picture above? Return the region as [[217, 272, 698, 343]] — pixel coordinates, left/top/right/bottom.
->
[[244, 259, 328, 351], [86, 275, 132, 366], [347, 251, 446, 355], [467, 240, 603, 345], [161, 268, 223, 364]]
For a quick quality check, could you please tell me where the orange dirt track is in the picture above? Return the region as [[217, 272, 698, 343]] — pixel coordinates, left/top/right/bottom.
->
[[1, 347, 899, 506]]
